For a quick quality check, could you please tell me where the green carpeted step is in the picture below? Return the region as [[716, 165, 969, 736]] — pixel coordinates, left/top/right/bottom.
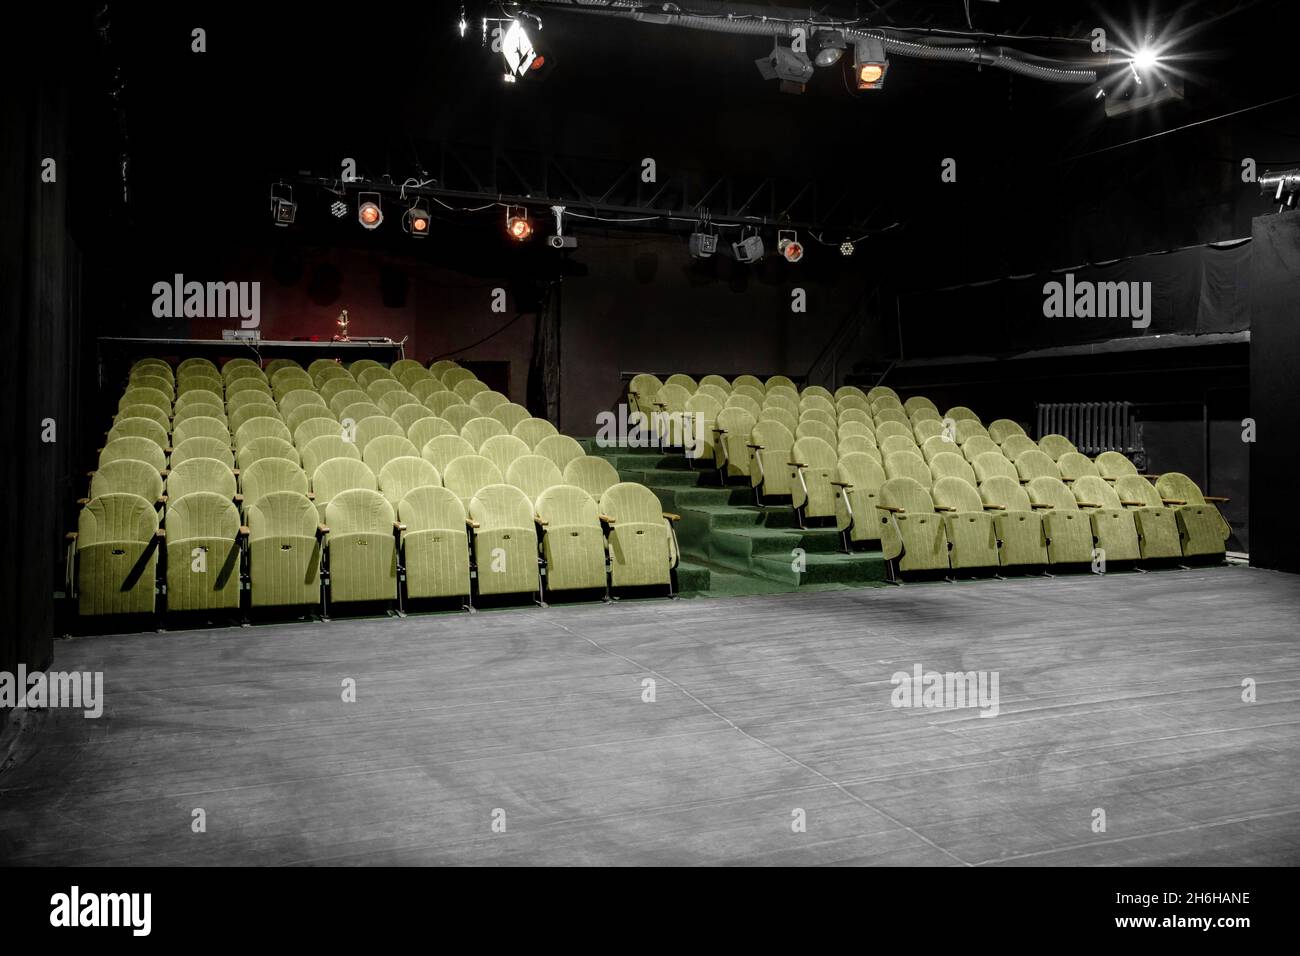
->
[[750, 550, 889, 586], [674, 559, 711, 593]]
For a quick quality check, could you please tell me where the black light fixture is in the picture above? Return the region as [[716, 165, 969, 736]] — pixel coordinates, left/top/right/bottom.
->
[[853, 37, 889, 90], [755, 40, 814, 94], [270, 183, 296, 227], [403, 204, 431, 238], [732, 228, 765, 263], [777, 229, 804, 263], [815, 31, 846, 68], [358, 193, 383, 230]]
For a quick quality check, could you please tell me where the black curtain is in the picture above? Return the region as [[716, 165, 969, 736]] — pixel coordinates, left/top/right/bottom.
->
[[527, 279, 561, 424], [1, 11, 87, 729]]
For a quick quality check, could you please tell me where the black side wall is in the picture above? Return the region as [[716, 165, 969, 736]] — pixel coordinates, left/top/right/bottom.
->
[[1248, 210, 1300, 573]]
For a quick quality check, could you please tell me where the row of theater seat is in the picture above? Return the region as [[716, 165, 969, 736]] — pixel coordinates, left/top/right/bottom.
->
[[71, 356, 682, 617], [631, 373, 1232, 581]]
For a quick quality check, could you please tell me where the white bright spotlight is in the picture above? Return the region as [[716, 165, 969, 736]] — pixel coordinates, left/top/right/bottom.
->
[[502, 20, 537, 78]]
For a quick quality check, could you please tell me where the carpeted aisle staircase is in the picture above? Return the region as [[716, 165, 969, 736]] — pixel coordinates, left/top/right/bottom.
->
[[582, 441, 889, 598]]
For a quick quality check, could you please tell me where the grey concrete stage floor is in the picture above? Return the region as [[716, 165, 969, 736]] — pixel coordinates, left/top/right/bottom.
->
[[2, 566, 1299, 866]]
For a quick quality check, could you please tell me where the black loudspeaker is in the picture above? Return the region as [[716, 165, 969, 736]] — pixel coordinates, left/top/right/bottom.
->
[[1248, 210, 1300, 573]]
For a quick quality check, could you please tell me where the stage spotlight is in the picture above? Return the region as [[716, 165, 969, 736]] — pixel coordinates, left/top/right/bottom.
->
[[506, 206, 532, 241], [815, 31, 846, 68], [270, 183, 296, 227], [854, 37, 889, 90], [502, 20, 537, 79], [1130, 46, 1160, 76], [358, 193, 383, 230], [839, 241, 855, 257], [403, 205, 431, 238], [330, 199, 348, 218], [689, 232, 717, 259], [755, 41, 814, 94], [777, 230, 803, 263], [732, 231, 765, 263], [457, 4, 467, 37], [1260, 169, 1300, 210]]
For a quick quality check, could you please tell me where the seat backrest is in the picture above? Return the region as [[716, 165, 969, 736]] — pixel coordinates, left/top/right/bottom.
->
[[311, 457, 377, 505], [838, 452, 886, 491], [697, 383, 728, 405], [725, 393, 762, 418], [407, 416, 457, 451], [866, 385, 900, 404], [1154, 471, 1208, 505], [469, 483, 534, 530], [235, 415, 292, 448], [1038, 434, 1078, 460], [167, 456, 236, 501], [119, 386, 171, 412], [470, 389, 510, 414], [878, 476, 935, 514], [1072, 474, 1123, 509], [170, 437, 234, 469], [78, 492, 159, 547], [880, 434, 920, 458], [874, 407, 910, 428], [874, 420, 912, 442], [90, 458, 164, 502], [534, 434, 586, 472], [301, 434, 361, 475], [351, 414, 402, 452], [443, 455, 504, 503], [838, 420, 874, 441], [362, 434, 419, 473], [563, 455, 621, 498], [837, 406, 871, 426], [239, 435, 299, 468], [835, 385, 868, 403], [326, 487, 395, 535], [757, 405, 796, 434], [988, 418, 1026, 444], [424, 393, 467, 418], [920, 434, 956, 462], [945, 405, 981, 423], [477, 429, 531, 474], [173, 415, 231, 446], [453, 379, 489, 402], [506, 454, 564, 503], [327, 388, 369, 417], [1095, 451, 1139, 481], [167, 491, 239, 541], [903, 395, 938, 416], [960, 435, 1001, 462], [1114, 474, 1163, 509], [108, 416, 169, 449], [800, 395, 835, 417], [979, 474, 1033, 512], [489, 402, 531, 431], [1015, 449, 1060, 482], [884, 450, 931, 484], [1025, 476, 1079, 511], [442, 404, 480, 432], [913, 418, 944, 444], [390, 403, 431, 432], [409, 378, 449, 403], [398, 484, 466, 532], [795, 420, 836, 446], [751, 420, 794, 452], [100, 436, 166, 473], [536, 484, 600, 530], [954, 419, 990, 445], [599, 481, 663, 524], [247, 490, 319, 540], [513, 417, 559, 449], [628, 373, 664, 407], [792, 436, 837, 469], [422, 433, 477, 473], [653, 383, 691, 414], [241, 457, 309, 510], [837, 435, 878, 458], [116, 403, 171, 430], [731, 374, 763, 392], [972, 451, 1018, 483], [378, 456, 441, 506], [278, 388, 327, 419], [929, 451, 976, 487], [1056, 451, 1100, 482], [1000, 434, 1038, 460], [932, 475, 984, 513], [699, 374, 732, 393], [293, 415, 343, 450]]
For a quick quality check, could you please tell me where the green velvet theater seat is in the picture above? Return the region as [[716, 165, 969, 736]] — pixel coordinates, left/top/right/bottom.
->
[[72, 493, 162, 616], [536, 484, 609, 595], [1155, 472, 1231, 558]]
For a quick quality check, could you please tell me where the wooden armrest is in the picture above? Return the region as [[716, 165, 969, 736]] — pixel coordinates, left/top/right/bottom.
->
[[86, 470, 96, 477], [65, 531, 78, 541], [164, 446, 173, 455], [662, 512, 681, 522], [983, 503, 1006, 510], [829, 480, 851, 488], [1204, 495, 1229, 503], [154, 528, 166, 539], [465, 518, 480, 529], [393, 521, 407, 531], [746, 443, 764, 451], [233, 494, 243, 503], [934, 505, 956, 512], [1075, 502, 1102, 508], [713, 427, 727, 435], [787, 461, 806, 469], [598, 514, 616, 524], [232, 468, 240, 477], [875, 504, 904, 514], [317, 524, 330, 535], [76, 497, 89, 505], [1119, 500, 1145, 507], [1140, 473, 1160, 480], [1030, 502, 1053, 509], [1161, 498, 1186, 505], [160, 468, 170, 478], [533, 516, 548, 527], [238, 525, 251, 537], [306, 492, 316, 500]]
